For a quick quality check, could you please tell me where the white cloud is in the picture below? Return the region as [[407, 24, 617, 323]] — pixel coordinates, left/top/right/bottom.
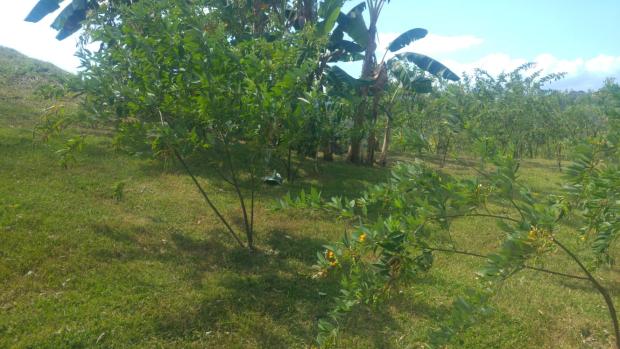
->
[[443, 53, 620, 90], [456, 53, 619, 76], [374, 33, 484, 69], [441, 53, 527, 77], [584, 54, 620, 73], [371, 30, 620, 90]]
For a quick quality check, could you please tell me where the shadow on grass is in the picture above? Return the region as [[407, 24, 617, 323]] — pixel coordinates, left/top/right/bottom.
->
[[89, 223, 354, 345], [156, 230, 349, 347], [266, 230, 327, 264], [89, 222, 420, 347]]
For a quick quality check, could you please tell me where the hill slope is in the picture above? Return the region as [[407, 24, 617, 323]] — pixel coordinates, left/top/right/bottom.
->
[[0, 46, 72, 127]]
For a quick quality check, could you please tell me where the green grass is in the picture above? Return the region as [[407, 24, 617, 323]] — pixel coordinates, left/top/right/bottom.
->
[[0, 53, 618, 348]]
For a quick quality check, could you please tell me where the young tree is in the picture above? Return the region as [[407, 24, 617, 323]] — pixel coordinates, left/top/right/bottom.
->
[[75, 0, 340, 250]]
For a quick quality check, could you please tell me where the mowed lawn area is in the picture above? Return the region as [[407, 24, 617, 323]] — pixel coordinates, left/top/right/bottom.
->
[[1, 108, 618, 348]]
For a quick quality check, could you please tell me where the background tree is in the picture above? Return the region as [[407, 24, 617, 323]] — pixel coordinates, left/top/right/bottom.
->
[[326, 1, 459, 165]]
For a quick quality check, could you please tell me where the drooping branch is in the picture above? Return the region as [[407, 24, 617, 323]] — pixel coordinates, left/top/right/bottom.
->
[[551, 237, 620, 349], [428, 246, 589, 281], [435, 213, 521, 224]]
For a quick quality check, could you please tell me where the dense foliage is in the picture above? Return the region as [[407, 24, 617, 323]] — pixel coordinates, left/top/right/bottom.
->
[[280, 79, 620, 346], [391, 65, 609, 167]]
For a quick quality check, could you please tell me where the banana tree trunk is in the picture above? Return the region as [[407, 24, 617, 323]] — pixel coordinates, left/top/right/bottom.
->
[[347, 102, 365, 163], [302, 0, 316, 23], [348, 5, 378, 164]]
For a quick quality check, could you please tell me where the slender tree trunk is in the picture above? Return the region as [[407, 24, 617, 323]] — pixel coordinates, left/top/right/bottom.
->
[[287, 146, 293, 182], [378, 114, 391, 167], [314, 144, 320, 173], [172, 148, 245, 249], [556, 143, 563, 172], [553, 237, 620, 349], [440, 136, 451, 168], [223, 142, 253, 250]]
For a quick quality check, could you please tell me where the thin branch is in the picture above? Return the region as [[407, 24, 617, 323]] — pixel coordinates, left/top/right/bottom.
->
[[158, 109, 244, 248], [172, 148, 246, 248], [509, 195, 527, 222], [250, 161, 256, 235], [218, 129, 253, 249], [552, 237, 620, 349], [433, 213, 521, 224], [429, 246, 589, 281]]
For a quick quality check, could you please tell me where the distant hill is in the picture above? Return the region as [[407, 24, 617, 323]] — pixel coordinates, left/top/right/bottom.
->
[[0, 46, 73, 126], [0, 46, 71, 88]]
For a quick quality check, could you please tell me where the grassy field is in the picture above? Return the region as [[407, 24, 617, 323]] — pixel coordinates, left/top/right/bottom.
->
[[1, 49, 618, 348]]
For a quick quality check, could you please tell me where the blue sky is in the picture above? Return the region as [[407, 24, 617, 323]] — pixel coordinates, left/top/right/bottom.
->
[[1, 1, 619, 90]]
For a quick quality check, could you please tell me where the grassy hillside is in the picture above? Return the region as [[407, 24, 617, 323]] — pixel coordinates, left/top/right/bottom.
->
[[0, 50, 618, 348], [0, 46, 72, 127]]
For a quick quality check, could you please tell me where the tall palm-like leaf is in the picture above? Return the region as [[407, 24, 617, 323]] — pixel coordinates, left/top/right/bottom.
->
[[24, 0, 61, 22], [387, 28, 427, 52], [392, 52, 460, 81], [335, 2, 369, 49], [25, 0, 99, 40], [51, 0, 94, 40]]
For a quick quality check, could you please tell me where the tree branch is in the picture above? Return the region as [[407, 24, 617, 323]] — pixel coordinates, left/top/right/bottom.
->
[[435, 213, 521, 224], [551, 237, 620, 349], [172, 148, 246, 249], [428, 246, 589, 281]]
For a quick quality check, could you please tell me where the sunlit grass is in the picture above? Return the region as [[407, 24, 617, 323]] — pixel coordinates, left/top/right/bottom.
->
[[1, 122, 617, 348]]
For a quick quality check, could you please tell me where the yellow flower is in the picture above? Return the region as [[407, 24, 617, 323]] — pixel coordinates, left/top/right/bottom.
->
[[329, 260, 338, 267], [527, 227, 538, 240], [359, 233, 367, 243], [326, 250, 335, 260]]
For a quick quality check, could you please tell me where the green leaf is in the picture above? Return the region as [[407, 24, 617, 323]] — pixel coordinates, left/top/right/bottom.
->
[[388, 28, 428, 52], [328, 51, 364, 63], [393, 52, 460, 81], [51, 0, 94, 40], [335, 2, 368, 49], [317, 0, 344, 36], [25, 0, 61, 22], [388, 61, 433, 93], [327, 66, 373, 89], [336, 40, 365, 53]]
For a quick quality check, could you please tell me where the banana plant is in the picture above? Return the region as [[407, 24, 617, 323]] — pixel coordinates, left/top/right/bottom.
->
[[25, 0, 102, 40], [376, 60, 434, 166], [325, 1, 459, 164]]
